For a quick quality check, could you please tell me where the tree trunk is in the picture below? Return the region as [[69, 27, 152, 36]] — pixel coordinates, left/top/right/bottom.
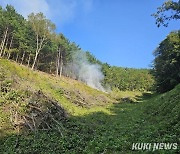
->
[[31, 35, 45, 70], [0, 29, 6, 56], [21, 51, 25, 65], [2, 33, 9, 57], [0, 27, 8, 57], [7, 52, 11, 59], [27, 54, 31, 67], [9, 35, 13, 50], [59, 51, 63, 78], [7, 35, 13, 59], [56, 47, 61, 76], [16, 54, 19, 62], [49, 61, 53, 73], [31, 51, 39, 70]]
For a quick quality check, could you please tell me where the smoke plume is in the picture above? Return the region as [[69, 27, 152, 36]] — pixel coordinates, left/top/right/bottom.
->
[[64, 50, 105, 92]]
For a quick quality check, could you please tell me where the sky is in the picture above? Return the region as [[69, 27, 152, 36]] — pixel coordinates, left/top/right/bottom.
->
[[0, 0, 179, 68]]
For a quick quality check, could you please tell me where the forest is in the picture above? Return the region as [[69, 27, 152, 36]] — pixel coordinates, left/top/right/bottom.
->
[[0, 0, 179, 153], [0, 5, 154, 92]]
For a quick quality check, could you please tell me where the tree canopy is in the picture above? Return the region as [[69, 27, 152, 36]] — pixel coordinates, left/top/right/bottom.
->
[[153, 31, 180, 92], [152, 0, 180, 27]]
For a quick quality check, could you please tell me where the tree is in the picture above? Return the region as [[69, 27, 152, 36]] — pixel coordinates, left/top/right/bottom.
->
[[0, 5, 29, 61], [152, 0, 180, 27], [54, 34, 63, 77], [0, 6, 9, 57], [153, 31, 180, 92], [28, 13, 56, 70]]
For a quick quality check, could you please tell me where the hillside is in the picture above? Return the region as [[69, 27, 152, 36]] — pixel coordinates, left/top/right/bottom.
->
[[0, 5, 154, 93], [0, 59, 139, 135], [0, 59, 179, 153]]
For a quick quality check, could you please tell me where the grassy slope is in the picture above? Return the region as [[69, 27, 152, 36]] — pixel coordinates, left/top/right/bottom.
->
[[0, 59, 140, 135], [0, 59, 116, 115], [0, 59, 179, 153]]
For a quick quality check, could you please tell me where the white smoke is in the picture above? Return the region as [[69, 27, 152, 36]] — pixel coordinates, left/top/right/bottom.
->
[[64, 50, 105, 92]]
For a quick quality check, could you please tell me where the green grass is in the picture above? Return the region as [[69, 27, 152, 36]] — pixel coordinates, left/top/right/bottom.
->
[[0, 59, 116, 115], [0, 59, 179, 153]]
